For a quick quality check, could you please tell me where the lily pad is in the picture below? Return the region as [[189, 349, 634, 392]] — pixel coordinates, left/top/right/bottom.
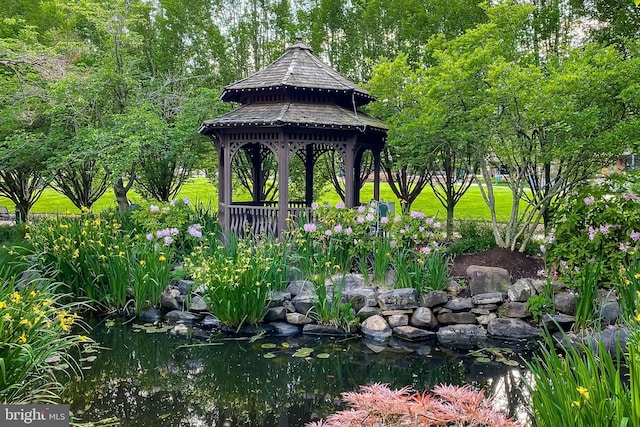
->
[[281, 342, 290, 349], [475, 357, 492, 363], [261, 343, 277, 349], [263, 353, 276, 359], [316, 353, 330, 359], [502, 359, 520, 367], [292, 348, 314, 358]]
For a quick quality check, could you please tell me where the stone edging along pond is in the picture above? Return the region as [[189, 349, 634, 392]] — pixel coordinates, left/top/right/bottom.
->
[[140, 264, 629, 352]]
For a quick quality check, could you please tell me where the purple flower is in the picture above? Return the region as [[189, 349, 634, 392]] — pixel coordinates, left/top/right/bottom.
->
[[588, 226, 598, 241], [183, 197, 191, 205], [156, 229, 170, 238], [335, 202, 345, 209], [334, 224, 343, 233], [170, 228, 180, 236], [163, 236, 173, 246], [324, 230, 332, 236], [560, 260, 568, 270], [623, 192, 639, 202], [187, 224, 202, 238], [540, 244, 546, 253], [619, 242, 630, 252], [631, 231, 640, 242], [394, 216, 402, 223], [150, 205, 160, 213], [380, 217, 389, 224], [410, 211, 426, 219], [537, 269, 547, 278], [390, 240, 397, 248], [420, 246, 431, 254], [365, 213, 374, 221], [433, 222, 441, 229], [418, 226, 425, 232], [426, 217, 434, 225], [311, 202, 319, 210], [303, 223, 317, 232], [358, 206, 366, 213], [356, 216, 365, 224], [146, 233, 154, 241], [345, 227, 353, 235], [584, 196, 595, 206], [599, 224, 610, 234]]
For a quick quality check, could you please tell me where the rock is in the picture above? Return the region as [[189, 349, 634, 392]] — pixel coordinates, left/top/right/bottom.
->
[[177, 279, 195, 295], [286, 312, 314, 325], [270, 322, 301, 336], [342, 288, 378, 311], [283, 300, 297, 313], [503, 302, 531, 318], [161, 294, 180, 310], [267, 291, 291, 307], [444, 297, 474, 311], [437, 324, 488, 349], [554, 292, 576, 315], [421, 291, 449, 308], [583, 326, 631, 355], [286, 280, 315, 297], [140, 307, 161, 323], [201, 314, 221, 330], [357, 306, 381, 320], [381, 309, 413, 316], [378, 289, 419, 310], [303, 324, 346, 336], [189, 295, 208, 311], [600, 301, 621, 326], [446, 279, 464, 295], [393, 326, 435, 341], [471, 292, 504, 305], [387, 314, 409, 328], [327, 273, 366, 290], [292, 294, 318, 315], [361, 315, 392, 342], [466, 265, 511, 295], [487, 318, 542, 340], [411, 307, 438, 329], [475, 304, 499, 311], [508, 279, 536, 302], [541, 314, 575, 332], [477, 313, 497, 326], [165, 310, 198, 323], [437, 312, 477, 325], [532, 279, 564, 294], [172, 324, 189, 335], [471, 308, 491, 315], [264, 306, 287, 322]]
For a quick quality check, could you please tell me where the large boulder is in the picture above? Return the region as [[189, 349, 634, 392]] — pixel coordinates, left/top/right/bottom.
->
[[341, 288, 378, 312], [508, 279, 536, 302], [444, 297, 474, 311], [303, 324, 347, 336], [554, 292, 576, 315], [286, 280, 315, 297], [410, 307, 438, 329], [466, 265, 511, 295], [420, 291, 449, 308], [471, 292, 504, 305], [378, 289, 419, 310], [437, 324, 488, 349], [393, 326, 435, 341], [487, 318, 542, 340], [361, 315, 392, 342], [437, 312, 477, 325]]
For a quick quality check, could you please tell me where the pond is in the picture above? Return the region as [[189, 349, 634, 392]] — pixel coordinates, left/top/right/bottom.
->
[[63, 319, 533, 427]]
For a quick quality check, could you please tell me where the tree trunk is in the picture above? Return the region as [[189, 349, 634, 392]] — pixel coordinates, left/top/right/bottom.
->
[[113, 178, 130, 213]]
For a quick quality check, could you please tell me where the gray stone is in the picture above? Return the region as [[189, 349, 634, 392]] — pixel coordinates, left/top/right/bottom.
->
[[471, 308, 491, 315], [410, 307, 438, 329], [446, 279, 464, 295], [342, 288, 378, 311], [292, 294, 318, 315], [140, 307, 161, 323], [264, 306, 287, 322], [387, 314, 409, 328], [161, 294, 180, 311], [286, 312, 314, 325], [357, 306, 381, 320], [286, 280, 315, 297], [508, 279, 536, 302], [267, 291, 291, 307], [583, 326, 631, 355], [475, 304, 498, 311], [477, 313, 497, 326], [283, 300, 297, 313], [466, 265, 511, 295], [393, 326, 435, 341], [503, 302, 531, 318], [487, 318, 542, 340], [444, 297, 474, 311], [541, 314, 575, 332], [189, 295, 208, 311], [600, 301, 621, 326], [165, 310, 198, 323], [472, 292, 504, 305], [361, 315, 392, 342], [177, 279, 195, 295], [270, 322, 301, 336], [554, 292, 576, 315], [378, 289, 419, 310], [201, 314, 220, 330], [532, 279, 564, 294], [420, 291, 449, 308], [437, 324, 488, 349], [327, 273, 366, 290], [437, 312, 477, 325], [303, 324, 346, 336], [381, 309, 413, 316]]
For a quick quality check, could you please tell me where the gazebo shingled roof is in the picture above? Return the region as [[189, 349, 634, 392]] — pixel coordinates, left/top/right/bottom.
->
[[200, 41, 388, 237]]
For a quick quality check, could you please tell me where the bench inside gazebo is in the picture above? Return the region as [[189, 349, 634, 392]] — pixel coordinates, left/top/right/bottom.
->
[[199, 40, 388, 237]]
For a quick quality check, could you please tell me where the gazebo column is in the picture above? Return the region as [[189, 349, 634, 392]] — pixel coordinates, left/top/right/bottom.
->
[[249, 145, 262, 204], [344, 144, 356, 208], [221, 143, 232, 231], [304, 144, 314, 207], [373, 147, 382, 201], [277, 140, 290, 236]]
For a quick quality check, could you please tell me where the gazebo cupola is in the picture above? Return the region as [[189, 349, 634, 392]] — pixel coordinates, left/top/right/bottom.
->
[[199, 40, 388, 236]]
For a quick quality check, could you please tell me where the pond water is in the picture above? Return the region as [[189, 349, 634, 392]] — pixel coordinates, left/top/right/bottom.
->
[[63, 319, 533, 426]]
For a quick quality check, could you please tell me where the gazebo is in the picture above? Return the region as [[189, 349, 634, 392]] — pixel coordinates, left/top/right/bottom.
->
[[199, 40, 388, 237]]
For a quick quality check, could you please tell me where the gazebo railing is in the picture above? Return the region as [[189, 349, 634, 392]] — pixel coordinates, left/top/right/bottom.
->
[[226, 201, 311, 236]]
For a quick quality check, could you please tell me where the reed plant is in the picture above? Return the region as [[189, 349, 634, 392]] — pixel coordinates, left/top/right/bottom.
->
[[617, 257, 640, 322], [130, 245, 174, 314], [573, 261, 601, 330], [0, 274, 94, 403], [310, 266, 359, 333], [372, 237, 392, 284], [424, 249, 452, 292], [525, 330, 637, 427]]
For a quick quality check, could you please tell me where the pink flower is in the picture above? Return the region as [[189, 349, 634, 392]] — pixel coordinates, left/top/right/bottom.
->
[[334, 224, 343, 233], [303, 223, 317, 232], [335, 202, 345, 209], [358, 206, 366, 213], [433, 222, 441, 228], [365, 213, 374, 221], [146, 233, 154, 241], [599, 224, 610, 234], [631, 231, 640, 242], [588, 226, 598, 241], [619, 242, 630, 252], [170, 227, 180, 235], [537, 269, 547, 278], [324, 230, 332, 236], [356, 215, 365, 224], [380, 217, 388, 224], [584, 196, 595, 205], [187, 224, 202, 238], [345, 227, 353, 235], [150, 205, 160, 213], [394, 216, 402, 223], [420, 246, 431, 254], [540, 244, 546, 253], [163, 236, 173, 246], [311, 202, 319, 210], [410, 211, 425, 219]]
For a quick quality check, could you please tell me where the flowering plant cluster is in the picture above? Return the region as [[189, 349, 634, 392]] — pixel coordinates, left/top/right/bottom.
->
[[306, 383, 520, 427], [543, 172, 640, 288], [0, 277, 95, 403]]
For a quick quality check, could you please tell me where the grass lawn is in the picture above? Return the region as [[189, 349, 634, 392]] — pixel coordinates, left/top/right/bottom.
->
[[0, 178, 517, 221]]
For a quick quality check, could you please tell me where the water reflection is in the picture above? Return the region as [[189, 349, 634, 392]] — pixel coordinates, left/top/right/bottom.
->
[[64, 320, 532, 426]]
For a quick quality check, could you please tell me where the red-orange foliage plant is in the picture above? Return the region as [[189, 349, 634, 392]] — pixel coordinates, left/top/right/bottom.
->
[[306, 383, 522, 427]]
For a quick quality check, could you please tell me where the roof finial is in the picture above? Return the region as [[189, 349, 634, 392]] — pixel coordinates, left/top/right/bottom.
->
[[295, 32, 303, 43]]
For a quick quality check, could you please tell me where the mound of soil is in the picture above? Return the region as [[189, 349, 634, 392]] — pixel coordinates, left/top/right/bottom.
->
[[450, 247, 543, 281]]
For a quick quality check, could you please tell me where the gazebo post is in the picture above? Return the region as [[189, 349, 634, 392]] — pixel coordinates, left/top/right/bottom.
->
[[373, 148, 382, 201], [221, 142, 232, 231], [344, 144, 356, 208], [249, 145, 262, 204], [305, 144, 314, 207], [277, 140, 290, 235]]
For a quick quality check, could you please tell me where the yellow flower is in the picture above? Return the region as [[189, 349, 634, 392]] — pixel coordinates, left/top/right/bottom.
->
[[571, 401, 581, 407], [635, 273, 640, 280], [24, 233, 31, 240], [78, 335, 89, 342], [139, 260, 146, 266], [72, 249, 79, 259], [577, 386, 590, 400], [119, 251, 125, 257], [42, 299, 52, 307], [636, 312, 640, 322], [81, 206, 90, 214], [159, 255, 166, 262], [0, 301, 6, 310], [30, 290, 37, 297], [10, 292, 20, 304], [18, 332, 27, 344]]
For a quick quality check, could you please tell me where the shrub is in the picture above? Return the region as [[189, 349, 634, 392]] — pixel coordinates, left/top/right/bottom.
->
[[306, 383, 521, 427], [0, 275, 94, 403], [447, 219, 496, 255]]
